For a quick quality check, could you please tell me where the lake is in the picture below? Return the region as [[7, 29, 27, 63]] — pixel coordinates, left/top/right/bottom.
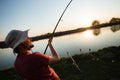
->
[[0, 27, 120, 70]]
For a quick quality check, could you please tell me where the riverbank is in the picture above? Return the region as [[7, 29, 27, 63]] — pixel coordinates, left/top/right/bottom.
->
[[0, 46, 120, 80]]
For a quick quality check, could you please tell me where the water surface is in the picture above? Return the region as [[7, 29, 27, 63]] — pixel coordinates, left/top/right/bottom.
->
[[0, 27, 120, 70]]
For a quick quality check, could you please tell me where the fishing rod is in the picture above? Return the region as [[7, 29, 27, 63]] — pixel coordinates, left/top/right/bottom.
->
[[67, 52, 81, 72], [44, 0, 73, 54]]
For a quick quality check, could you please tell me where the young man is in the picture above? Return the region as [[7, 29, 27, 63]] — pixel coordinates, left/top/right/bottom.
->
[[5, 29, 60, 80]]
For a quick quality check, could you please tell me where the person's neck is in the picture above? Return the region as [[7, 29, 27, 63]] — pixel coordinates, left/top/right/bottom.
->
[[19, 49, 31, 55]]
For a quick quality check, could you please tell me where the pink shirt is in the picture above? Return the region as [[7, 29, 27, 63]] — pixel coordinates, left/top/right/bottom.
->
[[14, 52, 60, 80]]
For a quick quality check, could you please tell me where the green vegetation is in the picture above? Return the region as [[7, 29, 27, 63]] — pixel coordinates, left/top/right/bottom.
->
[[0, 46, 120, 80]]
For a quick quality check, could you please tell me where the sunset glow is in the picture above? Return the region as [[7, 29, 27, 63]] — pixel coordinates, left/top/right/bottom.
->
[[80, 17, 93, 27], [0, 0, 120, 40], [84, 30, 93, 39]]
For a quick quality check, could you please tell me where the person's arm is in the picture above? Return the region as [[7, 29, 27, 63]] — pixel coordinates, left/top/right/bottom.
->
[[48, 37, 60, 64]]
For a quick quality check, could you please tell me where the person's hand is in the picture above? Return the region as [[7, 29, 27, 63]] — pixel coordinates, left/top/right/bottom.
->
[[48, 37, 53, 45]]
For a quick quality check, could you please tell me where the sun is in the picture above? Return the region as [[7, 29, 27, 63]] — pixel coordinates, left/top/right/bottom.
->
[[80, 17, 93, 27]]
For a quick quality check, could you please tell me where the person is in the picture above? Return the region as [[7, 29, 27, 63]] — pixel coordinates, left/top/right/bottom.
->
[[5, 29, 60, 80]]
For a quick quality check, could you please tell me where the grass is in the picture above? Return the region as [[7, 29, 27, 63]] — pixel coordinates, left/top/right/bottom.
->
[[0, 46, 120, 80]]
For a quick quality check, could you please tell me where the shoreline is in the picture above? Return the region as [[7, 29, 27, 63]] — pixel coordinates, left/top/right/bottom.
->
[[0, 22, 120, 49], [0, 45, 120, 80]]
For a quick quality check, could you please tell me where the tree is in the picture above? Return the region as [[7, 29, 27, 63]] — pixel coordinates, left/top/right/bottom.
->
[[110, 17, 120, 32], [109, 17, 120, 23], [92, 20, 101, 36], [92, 20, 100, 26]]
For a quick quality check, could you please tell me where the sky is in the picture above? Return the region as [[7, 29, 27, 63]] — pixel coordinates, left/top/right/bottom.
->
[[0, 0, 120, 41]]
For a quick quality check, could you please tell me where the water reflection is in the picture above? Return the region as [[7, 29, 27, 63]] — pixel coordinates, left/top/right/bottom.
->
[[91, 20, 101, 36], [0, 27, 120, 70], [111, 25, 120, 32], [93, 29, 101, 36]]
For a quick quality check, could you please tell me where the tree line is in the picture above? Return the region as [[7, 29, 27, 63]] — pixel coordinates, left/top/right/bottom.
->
[[0, 17, 120, 48], [91, 17, 120, 36]]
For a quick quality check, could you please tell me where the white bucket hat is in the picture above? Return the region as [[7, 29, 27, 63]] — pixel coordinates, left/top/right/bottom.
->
[[5, 29, 29, 49]]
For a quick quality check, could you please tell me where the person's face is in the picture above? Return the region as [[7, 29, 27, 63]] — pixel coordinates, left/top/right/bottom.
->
[[21, 37, 34, 50]]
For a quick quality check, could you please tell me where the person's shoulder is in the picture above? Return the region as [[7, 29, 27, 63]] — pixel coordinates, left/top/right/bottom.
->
[[31, 52, 49, 62], [32, 52, 43, 56], [32, 52, 49, 57]]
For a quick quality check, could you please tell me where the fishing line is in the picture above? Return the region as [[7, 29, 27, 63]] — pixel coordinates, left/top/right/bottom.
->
[[44, 0, 73, 54]]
